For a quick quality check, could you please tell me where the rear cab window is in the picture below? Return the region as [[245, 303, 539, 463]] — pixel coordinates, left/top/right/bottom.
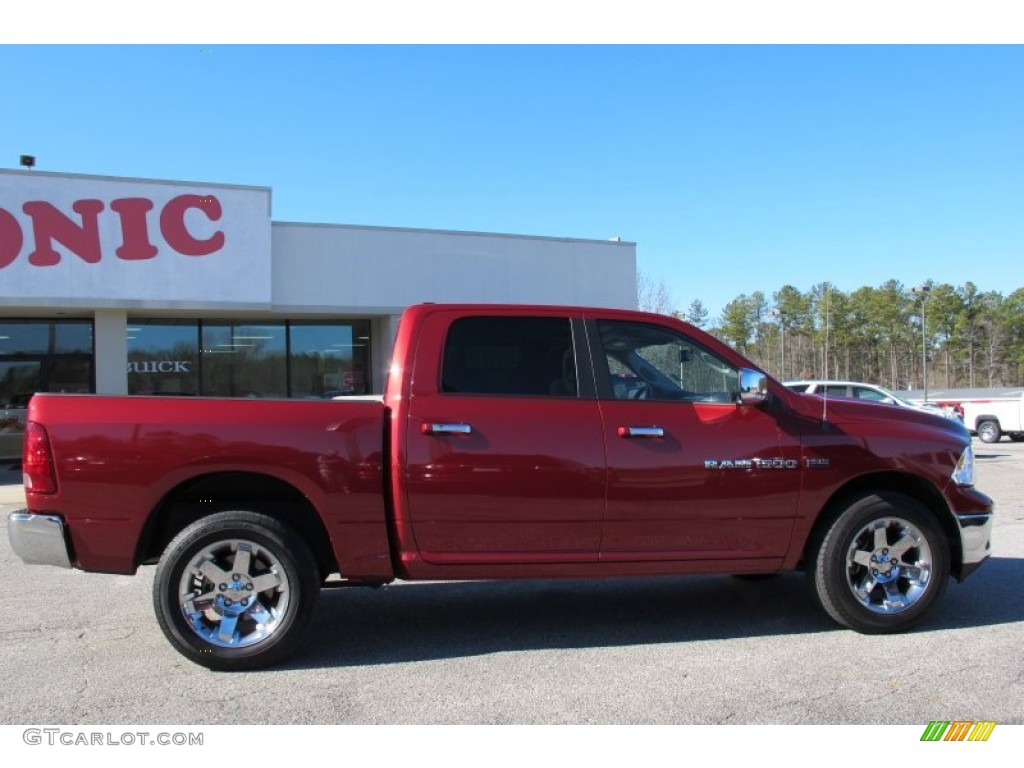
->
[[441, 316, 579, 397]]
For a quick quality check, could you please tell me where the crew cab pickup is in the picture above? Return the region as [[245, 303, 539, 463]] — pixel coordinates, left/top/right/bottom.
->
[[961, 393, 1024, 443], [8, 304, 993, 670]]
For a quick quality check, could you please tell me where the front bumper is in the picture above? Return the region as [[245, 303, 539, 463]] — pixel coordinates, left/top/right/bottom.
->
[[7, 510, 72, 568], [954, 511, 993, 582]]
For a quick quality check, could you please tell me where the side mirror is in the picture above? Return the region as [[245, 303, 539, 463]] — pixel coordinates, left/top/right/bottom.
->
[[738, 368, 768, 405]]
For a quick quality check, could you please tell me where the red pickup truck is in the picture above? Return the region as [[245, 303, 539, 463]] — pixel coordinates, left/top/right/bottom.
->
[[8, 304, 993, 670]]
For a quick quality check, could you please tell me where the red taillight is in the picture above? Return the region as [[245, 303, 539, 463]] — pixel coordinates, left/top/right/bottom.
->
[[23, 421, 57, 494]]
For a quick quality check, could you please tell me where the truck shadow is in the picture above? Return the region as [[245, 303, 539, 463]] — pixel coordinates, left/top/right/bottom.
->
[[928, 556, 1024, 631], [291, 556, 1023, 669]]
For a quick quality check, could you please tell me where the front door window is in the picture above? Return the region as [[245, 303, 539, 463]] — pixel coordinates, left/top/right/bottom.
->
[[598, 320, 740, 403]]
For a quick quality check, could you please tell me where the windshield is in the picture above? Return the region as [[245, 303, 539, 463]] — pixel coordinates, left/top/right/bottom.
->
[[878, 387, 915, 407]]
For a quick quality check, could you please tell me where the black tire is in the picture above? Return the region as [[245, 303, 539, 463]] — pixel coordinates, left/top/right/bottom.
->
[[153, 511, 320, 671], [808, 492, 950, 634], [1009, 434, 1024, 443], [976, 419, 1001, 444]]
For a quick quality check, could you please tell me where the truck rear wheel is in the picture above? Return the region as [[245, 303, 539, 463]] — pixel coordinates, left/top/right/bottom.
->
[[808, 492, 949, 634], [153, 511, 319, 671], [976, 419, 1001, 443]]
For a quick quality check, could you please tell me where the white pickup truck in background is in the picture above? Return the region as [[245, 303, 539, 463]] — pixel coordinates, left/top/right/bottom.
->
[[961, 392, 1024, 443]]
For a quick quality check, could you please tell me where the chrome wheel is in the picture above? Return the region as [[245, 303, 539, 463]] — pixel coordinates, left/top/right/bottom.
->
[[977, 420, 1001, 444], [178, 537, 291, 648], [810, 492, 950, 633], [845, 517, 932, 614], [155, 511, 319, 670]]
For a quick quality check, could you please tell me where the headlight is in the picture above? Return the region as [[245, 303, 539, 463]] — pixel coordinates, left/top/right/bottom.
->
[[952, 445, 975, 486]]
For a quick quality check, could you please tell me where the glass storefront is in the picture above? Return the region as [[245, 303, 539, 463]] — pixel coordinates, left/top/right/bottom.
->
[[1, 316, 371, 460], [125, 320, 199, 395], [201, 323, 288, 398], [0, 320, 94, 402], [1, 320, 94, 461], [126, 319, 371, 399], [289, 322, 370, 398]]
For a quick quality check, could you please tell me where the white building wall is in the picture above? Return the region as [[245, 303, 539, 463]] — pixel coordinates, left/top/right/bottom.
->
[[93, 309, 128, 395], [270, 223, 637, 314], [270, 223, 636, 392]]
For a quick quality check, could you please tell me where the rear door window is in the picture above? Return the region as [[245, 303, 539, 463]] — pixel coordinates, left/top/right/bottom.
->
[[441, 316, 578, 397]]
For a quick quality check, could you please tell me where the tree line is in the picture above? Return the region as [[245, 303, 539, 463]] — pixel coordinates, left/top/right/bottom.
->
[[642, 277, 1024, 389]]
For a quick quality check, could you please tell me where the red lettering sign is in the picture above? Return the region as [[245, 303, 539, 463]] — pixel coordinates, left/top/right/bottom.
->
[[0, 208, 23, 269], [160, 195, 225, 256], [0, 195, 225, 269], [24, 199, 105, 266], [110, 198, 158, 260]]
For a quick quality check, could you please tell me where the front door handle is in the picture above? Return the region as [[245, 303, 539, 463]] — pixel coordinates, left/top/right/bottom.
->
[[422, 423, 473, 436], [617, 426, 664, 438]]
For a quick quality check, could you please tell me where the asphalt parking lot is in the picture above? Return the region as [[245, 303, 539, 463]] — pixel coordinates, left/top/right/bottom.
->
[[0, 441, 1021, 725]]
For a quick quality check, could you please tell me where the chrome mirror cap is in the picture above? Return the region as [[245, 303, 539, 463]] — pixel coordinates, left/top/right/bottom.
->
[[738, 369, 768, 405]]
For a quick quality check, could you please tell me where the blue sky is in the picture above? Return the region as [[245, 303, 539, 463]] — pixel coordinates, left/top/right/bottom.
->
[[2, 44, 1021, 320]]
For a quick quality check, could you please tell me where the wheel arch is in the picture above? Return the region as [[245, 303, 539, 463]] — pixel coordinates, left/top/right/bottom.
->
[[801, 471, 963, 578], [134, 470, 338, 580], [971, 414, 999, 430]]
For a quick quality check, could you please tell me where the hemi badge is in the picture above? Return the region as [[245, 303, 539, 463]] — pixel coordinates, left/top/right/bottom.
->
[[806, 458, 830, 468]]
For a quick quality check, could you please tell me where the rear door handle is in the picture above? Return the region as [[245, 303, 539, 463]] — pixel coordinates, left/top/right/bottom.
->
[[422, 423, 473, 436], [617, 426, 664, 438]]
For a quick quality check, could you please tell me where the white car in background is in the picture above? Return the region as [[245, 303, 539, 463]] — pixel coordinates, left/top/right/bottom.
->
[[783, 380, 961, 420]]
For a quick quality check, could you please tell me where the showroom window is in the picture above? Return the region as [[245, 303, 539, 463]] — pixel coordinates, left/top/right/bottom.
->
[[289, 321, 371, 398], [201, 323, 287, 398], [1, 320, 94, 461], [126, 320, 200, 395], [0, 320, 94, 405], [127, 319, 371, 398]]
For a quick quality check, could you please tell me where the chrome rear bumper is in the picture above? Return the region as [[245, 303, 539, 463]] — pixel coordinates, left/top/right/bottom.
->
[[7, 510, 72, 568]]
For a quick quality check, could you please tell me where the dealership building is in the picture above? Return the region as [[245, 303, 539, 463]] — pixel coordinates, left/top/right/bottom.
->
[[0, 169, 637, 412]]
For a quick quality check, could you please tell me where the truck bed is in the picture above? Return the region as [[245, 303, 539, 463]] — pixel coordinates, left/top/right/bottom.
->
[[23, 393, 391, 576]]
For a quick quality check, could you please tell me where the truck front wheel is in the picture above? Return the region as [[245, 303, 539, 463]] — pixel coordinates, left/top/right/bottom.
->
[[809, 493, 950, 634], [977, 420, 1002, 443], [153, 511, 320, 671]]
